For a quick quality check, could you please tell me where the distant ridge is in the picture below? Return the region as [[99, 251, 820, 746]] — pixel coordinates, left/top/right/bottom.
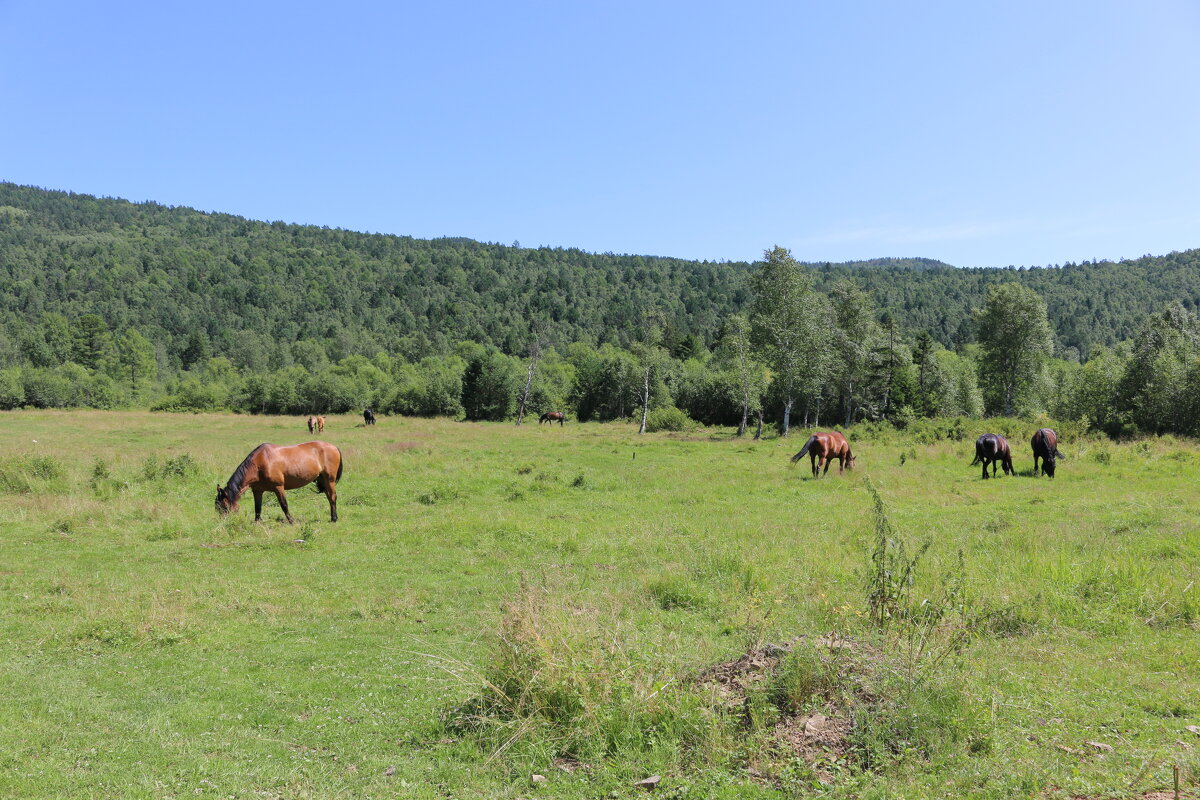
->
[[1, 181, 1198, 363]]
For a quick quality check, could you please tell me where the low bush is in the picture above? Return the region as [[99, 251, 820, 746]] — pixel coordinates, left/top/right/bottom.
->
[[644, 406, 695, 433]]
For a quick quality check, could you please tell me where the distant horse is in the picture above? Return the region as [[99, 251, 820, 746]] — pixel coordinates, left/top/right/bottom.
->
[[316, 416, 325, 433], [307, 416, 317, 434], [539, 412, 566, 426], [215, 441, 343, 523], [971, 434, 1013, 479], [363, 408, 376, 426], [791, 431, 856, 477], [1031, 428, 1062, 478]]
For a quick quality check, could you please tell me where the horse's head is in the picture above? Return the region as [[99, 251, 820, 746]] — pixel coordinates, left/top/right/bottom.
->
[[1042, 457, 1056, 478], [846, 452, 857, 470], [215, 484, 237, 515]]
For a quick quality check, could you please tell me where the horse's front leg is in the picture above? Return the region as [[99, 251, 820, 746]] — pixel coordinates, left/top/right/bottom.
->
[[821, 456, 832, 476], [273, 487, 294, 524], [253, 489, 264, 522]]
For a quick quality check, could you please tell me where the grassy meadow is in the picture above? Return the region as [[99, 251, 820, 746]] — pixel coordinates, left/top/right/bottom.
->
[[1, 410, 1198, 799]]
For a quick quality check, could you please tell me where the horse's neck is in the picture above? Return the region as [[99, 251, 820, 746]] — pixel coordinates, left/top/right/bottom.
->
[[229, 462, 262, 498]]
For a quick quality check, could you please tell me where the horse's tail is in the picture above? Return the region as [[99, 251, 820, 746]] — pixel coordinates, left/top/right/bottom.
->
[[336, 450, 344, 482], [791, 435, 817, 463], [970, 441, 982, 466]]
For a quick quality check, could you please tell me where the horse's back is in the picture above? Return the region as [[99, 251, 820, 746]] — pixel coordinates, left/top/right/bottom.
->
[[261, 441, 341, 487], [1033, 428, 1057, 452]]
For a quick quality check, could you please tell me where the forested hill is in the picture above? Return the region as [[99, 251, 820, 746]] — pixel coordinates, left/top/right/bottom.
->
[[2, 182, 1199, 367]]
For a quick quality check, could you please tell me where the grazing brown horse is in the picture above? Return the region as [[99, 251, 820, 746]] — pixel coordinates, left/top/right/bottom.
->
[[791, 431, 856, 477], [215, 441, 343, 523], [316, 416, 325, 433], [971, 433, 1013, 479], [363, 408, 376, 426], [307, 416, 317, 434], [539, 411, 566, 426], [1031, 428, 1062, 478]]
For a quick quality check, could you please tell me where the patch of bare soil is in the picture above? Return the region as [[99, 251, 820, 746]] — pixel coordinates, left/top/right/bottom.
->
[[697, 634, 877, 783]]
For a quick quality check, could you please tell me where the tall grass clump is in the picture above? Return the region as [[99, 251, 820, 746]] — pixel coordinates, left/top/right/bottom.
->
[[851, 479, 985, 769], [439, 582, 720, 769], [0, 454, 67, 494]]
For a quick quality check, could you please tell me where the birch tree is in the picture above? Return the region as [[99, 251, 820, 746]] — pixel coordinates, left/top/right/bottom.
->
[[715, 313, 767, 436], [750, 246, 826, 436]]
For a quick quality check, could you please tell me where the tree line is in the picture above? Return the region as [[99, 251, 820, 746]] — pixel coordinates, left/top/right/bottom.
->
[[2, 238, 1197, 439]]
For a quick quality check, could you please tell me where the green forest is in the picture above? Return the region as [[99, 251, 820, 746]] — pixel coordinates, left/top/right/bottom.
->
[[2, 182, 1200, 436]]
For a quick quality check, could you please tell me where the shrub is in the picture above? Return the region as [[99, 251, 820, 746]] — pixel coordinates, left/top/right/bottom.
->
[[644, 406, 694, 433]]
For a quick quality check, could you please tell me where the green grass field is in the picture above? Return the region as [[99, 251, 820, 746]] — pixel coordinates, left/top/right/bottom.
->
[[1, 410, 1198, 799]]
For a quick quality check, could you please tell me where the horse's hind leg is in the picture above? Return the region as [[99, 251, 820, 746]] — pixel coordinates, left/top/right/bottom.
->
[[982, 459, 989, 480], [253, 488, 264, 522], [326, 478, 338, 523], [811, 454, 819, 478], [273, 487, 294, 524]]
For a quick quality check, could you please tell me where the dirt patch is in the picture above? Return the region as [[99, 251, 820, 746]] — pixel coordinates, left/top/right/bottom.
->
[[697, 634, 877, 783]]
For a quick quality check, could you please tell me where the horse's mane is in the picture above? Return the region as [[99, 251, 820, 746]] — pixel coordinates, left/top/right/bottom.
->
[[225, 443, 270, 497]]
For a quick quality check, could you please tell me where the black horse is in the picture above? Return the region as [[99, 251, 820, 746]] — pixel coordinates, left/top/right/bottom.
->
[[363, 408, 376, 426], [1031, 428, 1062, 477], [971, 433, 1013, 479]]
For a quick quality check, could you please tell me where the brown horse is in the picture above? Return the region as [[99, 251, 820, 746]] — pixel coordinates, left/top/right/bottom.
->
[[316, 416, 326, 433], [539, 412, 566, 426], [307, 416, 317, 434], [791, 431, 856, 477], [971, 433, 1013, 479], [1031, 428, 1062, 478], [215, 441, 343, 523]]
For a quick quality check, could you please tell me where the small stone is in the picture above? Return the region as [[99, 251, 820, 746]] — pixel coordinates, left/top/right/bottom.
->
[[1085, 741, 1113, 752], [531, 774, 548, 786], [804, 714, 828, 735], [634, 775, 661, 791], [383, 765, 397, 776]]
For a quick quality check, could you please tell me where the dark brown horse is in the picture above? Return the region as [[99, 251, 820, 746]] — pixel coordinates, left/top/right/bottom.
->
[[539, 412, 566, 426], [307, 416, 317, 434], [215, 441, 343, 523], [791, 431, 856, 477], [1031, 428, 1062, 478], [363, 408, 376, 426], [971, 434, 1013, 479]]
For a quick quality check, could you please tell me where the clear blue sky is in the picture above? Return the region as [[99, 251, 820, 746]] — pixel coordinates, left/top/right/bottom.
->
[[3, 1, 1199, 267]]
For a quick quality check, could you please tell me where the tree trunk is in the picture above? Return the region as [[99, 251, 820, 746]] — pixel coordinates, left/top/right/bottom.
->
[[737, 388, 749, 436], [844, 380, 853, 427], [813, 396, 821, 427], [754, 409, 763, 440], [781, 397, 794, 436], [515, 353, 538, 426], [638, 365, 651, 434]]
